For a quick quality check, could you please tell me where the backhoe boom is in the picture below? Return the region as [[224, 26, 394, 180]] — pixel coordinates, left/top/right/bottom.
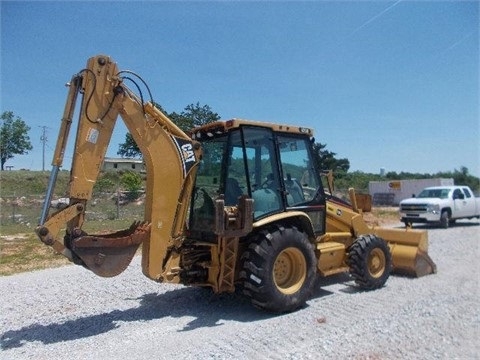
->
[[36, 55, 202, 279]]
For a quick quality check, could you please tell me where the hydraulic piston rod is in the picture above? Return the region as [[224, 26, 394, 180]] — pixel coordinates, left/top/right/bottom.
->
[[38, 75, 82, 225]]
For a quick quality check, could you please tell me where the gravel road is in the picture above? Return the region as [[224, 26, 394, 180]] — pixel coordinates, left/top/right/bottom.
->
[[1, 221, 479, 360]]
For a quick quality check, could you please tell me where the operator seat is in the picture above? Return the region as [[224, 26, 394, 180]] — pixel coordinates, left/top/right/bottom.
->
[[285, 174, 304, 205]]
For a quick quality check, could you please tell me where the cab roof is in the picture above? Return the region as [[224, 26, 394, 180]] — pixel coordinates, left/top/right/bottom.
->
[[190, 119, 314, 140]]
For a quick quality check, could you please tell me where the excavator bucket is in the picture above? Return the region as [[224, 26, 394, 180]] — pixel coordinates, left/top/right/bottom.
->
[[373, 227, 437, 277], [69, 221, 151, 277]]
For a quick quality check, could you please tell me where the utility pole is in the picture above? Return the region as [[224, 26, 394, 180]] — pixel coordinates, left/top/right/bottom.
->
[[39, 126, 48, 171]]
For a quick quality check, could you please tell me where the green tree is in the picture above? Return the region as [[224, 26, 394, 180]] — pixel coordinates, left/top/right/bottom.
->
[[117, 133, 141, 158], [435, 166, 480, 194], [0, 111, 33, 170], [174, 102, 220, 132], [93, 176, 116, 194], [120, 171, 143, 200], [334, 171, 382, 191], [312, 142, 350, 174], [117, 102, 220, 158]]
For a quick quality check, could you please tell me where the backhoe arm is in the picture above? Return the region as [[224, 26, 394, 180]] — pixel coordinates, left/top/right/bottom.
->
[[36, 55, 202, 279]]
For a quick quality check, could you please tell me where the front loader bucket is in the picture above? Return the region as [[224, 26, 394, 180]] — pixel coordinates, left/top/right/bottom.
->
[[373, 227, 437, 277]]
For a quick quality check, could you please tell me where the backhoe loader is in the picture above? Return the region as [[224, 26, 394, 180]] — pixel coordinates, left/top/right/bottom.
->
[[36, 55, 436, 312]]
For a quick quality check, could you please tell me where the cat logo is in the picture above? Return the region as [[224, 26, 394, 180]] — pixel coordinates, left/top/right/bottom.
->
[[181, 143, 196, 163], [173, 136, 197, 176]]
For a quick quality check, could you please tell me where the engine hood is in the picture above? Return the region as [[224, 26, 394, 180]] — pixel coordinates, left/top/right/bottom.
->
[[400, 197, 442, 205]]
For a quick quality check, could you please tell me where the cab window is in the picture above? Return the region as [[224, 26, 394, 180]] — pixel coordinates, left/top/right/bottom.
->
[[452, 188, 464, 200], [277, 135, 321, 206]]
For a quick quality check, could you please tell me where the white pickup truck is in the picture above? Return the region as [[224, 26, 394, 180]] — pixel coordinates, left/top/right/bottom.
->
[[399, 185, 480, 228]]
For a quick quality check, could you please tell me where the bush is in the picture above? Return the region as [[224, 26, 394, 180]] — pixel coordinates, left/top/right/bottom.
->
[[120, 171, 142, 200], [94, 177, 116, 193]]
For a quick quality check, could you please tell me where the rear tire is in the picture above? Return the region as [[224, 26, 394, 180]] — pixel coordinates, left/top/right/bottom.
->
[[347, 234, 391, 290], [440, 210, 450, 229], [240, 225, 317, 313]]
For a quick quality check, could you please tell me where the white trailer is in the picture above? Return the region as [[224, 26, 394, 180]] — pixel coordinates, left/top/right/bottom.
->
[[368, 178, 454, 206]]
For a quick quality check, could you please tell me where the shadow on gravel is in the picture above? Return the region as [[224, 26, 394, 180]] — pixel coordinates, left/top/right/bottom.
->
[[312, 273, 359, 296], [0, 286, 277, 350], [1, 267, 378, 350]]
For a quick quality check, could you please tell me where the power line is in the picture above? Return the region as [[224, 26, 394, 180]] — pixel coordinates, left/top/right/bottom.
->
[[39, 126, 50, 171]]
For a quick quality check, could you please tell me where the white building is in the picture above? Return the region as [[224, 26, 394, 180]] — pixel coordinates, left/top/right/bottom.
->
[[368, 178, 454, 206], [102, 157, 144, 173]]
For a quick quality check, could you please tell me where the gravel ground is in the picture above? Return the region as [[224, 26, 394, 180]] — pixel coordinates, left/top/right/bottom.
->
[[1, 221, 479, 360]]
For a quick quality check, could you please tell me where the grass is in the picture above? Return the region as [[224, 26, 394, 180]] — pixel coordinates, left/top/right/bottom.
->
[[0, 170, 70, 196], [0, 233, 71, 276]]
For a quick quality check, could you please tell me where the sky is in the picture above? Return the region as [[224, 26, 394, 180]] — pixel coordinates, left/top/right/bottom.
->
[[1, 1, 479, 177]]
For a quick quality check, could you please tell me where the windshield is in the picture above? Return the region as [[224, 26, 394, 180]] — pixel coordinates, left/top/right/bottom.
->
[[417, 188, 450, 199]]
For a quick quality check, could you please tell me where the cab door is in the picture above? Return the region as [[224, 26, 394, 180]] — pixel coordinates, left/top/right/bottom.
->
[[453, 188, 475, 218], [225, 126, 284, 218], [461, 187, 476, 217], [276, 134, 326, 235]]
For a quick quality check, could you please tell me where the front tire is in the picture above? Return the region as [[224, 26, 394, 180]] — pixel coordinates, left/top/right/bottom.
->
[[440, 210, 450, 229], [240, 225, 317, 313], [347, 234, 391, 290]]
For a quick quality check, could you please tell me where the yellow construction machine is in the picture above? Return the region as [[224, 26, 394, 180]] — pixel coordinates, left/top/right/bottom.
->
[[36, 55, 436, 312]]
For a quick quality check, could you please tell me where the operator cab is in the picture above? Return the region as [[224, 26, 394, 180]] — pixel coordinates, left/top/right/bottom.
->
[[189, 120, 326, 239]]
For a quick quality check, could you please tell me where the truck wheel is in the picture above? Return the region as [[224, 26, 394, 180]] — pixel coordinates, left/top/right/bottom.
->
[[440, 210, 450, 229], [347, 234, 391, 290], [240, 225, 317, 313]]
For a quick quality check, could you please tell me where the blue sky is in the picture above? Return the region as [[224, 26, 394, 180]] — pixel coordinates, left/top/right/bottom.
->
[[1, 1, 479, 176]]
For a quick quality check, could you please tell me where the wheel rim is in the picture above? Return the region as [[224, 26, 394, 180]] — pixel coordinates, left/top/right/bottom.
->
[[368, 248, 386, 278], [273, 247, 307, 295]]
